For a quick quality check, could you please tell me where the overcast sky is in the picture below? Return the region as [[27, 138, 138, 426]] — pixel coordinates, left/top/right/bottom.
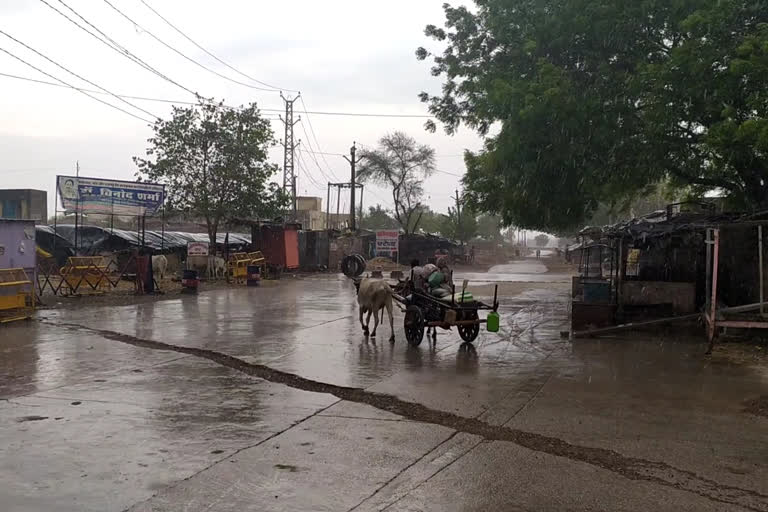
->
[[0, 0, 483, 220]]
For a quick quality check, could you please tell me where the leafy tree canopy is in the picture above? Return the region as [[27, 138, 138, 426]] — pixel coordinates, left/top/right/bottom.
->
[[476, 214, 504, 241], [441, 206, 478, 243], [358, 132, 436, 234], [418, 0, 768, 232], [417, 207, 445, 234], [135, 98, 285, 245], [534, 234, 550, 247], [360, 204, 400, 230]]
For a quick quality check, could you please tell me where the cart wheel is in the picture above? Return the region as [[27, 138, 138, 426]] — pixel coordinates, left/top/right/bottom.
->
[[404, 305, 425, 347], [458, 311, 480, 343]]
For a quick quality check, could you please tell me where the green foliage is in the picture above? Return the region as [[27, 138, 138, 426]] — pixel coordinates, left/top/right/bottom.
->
[[476, 214, 504, 241], [584, 180, 680, 228], [358, 132, 436, 234], [360, 204, 399, 230], [134, 98, 285, 245], [534, 234, 550, 247], [441, 206, 478, 244], [418, 1, 768, 232], [416, 207, 445, 234]]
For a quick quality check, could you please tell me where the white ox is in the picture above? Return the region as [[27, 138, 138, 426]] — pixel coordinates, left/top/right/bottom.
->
[[208, 256, 226, 279], [152, 255, 168, 280], [356, 278, 395, 341]]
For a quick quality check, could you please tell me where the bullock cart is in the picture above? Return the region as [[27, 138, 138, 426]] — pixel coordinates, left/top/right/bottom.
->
[[392, 279, 500, 347]]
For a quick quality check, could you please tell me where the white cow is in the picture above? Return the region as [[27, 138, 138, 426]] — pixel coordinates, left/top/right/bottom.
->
[[186, 255, 209, 278], [152, 254, 168, 280], [356, 278, 395, 341], [208, 256, 226, 279]]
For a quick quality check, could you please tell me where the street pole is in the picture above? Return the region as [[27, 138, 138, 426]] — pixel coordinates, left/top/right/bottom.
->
[[359, 184, 364, 224], [455, 189, 462, 245], [343, 142, 358, 232], [279, 93, 301, 221], [74, 161, 80, 253]]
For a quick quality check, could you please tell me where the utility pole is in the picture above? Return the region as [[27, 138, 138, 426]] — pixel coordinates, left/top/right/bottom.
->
[[74, 161, 80, 252], [455, 189, 463, 245], [343, 142, 358, 231], [279, 93, 301, 220]]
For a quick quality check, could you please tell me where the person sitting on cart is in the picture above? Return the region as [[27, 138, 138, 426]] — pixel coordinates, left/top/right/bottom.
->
[[436, 257, 454, 291], [409, 259, 426, 291]]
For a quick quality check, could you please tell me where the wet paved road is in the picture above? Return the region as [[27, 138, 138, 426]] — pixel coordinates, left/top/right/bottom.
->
[[1, 257, 768, 511]]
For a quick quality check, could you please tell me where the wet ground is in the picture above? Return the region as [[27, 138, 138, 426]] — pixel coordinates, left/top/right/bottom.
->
[[2, 256, 768, 511]]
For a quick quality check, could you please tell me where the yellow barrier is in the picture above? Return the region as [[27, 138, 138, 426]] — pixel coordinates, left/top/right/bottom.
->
[[0, 268, 34, 323], [60, 256, 110, 295], [228, 253, 251, 283]]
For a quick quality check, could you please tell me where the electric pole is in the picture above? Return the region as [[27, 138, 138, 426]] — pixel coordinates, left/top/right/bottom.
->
[[343, 142, 358, 231], [280, 93, 301, 220], [455, 189, 463, 245]]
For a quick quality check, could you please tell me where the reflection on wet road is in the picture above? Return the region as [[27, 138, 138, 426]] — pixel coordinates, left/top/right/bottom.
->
[[457, 259, 571, 284], [2, 257, 767, 512]]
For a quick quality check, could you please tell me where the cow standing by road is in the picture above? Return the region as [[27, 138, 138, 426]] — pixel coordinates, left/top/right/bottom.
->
[[355, 278, 395, 342]]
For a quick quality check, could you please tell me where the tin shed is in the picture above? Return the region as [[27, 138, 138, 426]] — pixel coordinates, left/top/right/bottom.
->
[[251, 223, 300, 270]]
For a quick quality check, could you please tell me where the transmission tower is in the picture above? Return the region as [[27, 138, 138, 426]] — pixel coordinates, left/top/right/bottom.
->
[[280, 93, 301, 219]]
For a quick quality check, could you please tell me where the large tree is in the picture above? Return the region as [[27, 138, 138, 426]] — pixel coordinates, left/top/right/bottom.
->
[[360, 204, 399, 230], [441, 206, 478, 244], [534, 234, 550, 248], [476, 214, 504, 241], [135, 98, 285, 245], [357, 132, 436, 235], [418, 1, 768, 232]]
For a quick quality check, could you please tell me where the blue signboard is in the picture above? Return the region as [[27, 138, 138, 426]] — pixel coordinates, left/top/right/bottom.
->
[[57, 176, 164, 216]]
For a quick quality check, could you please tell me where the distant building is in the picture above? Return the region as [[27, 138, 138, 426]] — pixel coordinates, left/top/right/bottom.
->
[[295, 196, 325, 231], [0, 189, 47, 222], [326, 213, 351, 230], [295, 196, 351, 230]]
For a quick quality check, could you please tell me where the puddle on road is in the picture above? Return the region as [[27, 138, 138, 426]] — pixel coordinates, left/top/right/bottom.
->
[[456, 272, 570, 284], [456, 258, 570, 284]]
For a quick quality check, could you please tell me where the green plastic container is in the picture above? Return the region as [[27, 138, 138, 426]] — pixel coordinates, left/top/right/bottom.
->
[[486, 311, 500, 332]]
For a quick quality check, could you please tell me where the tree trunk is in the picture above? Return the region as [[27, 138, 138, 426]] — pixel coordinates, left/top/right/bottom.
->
[[206, 217, 219, 250]]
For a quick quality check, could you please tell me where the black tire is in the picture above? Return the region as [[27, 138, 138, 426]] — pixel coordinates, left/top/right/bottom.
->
[[458, 310, 480, 342], [341, 254, 366, 278], [404, 305, 425, 347]]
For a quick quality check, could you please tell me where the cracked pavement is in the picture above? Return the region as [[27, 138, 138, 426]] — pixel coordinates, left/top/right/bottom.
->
[[1, 257, 767, 511]]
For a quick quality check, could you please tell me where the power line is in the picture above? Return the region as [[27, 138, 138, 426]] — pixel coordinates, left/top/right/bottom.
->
[[40, 0, 199, 97], [0, 72, 283, 118], [137, 0, 294, 92], [0, 29, 159, 120], [295, 109, 433, 118], [300, 149, 345, 157], [297, 119, 339, 183], [101, 0, 278, 92], [0, 71, 435, 119], [299, 97, 340, 179], [296, 149, 323, 190], [0, 45, 153, 123], [435, 170, 464, 178]]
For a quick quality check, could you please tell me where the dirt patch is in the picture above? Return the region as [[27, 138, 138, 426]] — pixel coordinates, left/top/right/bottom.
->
[[274, 464, 302, 472], [16, 415, 48, 422], [52, 320, 768, 512], [709, 342, 768, 366], [744, 396, 768, 418]]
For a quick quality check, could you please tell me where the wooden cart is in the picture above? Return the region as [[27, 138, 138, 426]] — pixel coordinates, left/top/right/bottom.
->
[[393, 279, 499, 347]]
